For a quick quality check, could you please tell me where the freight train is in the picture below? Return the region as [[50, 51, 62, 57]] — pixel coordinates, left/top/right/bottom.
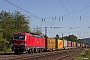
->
[[12, 32, 86, 53]]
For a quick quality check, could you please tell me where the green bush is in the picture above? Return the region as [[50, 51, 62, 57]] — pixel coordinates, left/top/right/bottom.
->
[[74, 49, 90, 60], [0, 39, 9, 53]]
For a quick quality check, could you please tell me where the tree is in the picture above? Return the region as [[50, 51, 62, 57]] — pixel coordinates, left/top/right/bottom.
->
[[68, 34, 78, 42], [0, 39, 9, 53], [0, 27, 9, 53], [0, 10, 30, 49], [61, 36, 69, 40], [61, 34, 78, 42]]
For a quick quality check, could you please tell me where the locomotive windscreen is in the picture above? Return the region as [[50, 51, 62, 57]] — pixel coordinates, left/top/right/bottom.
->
[[13, 35, 25, 40]]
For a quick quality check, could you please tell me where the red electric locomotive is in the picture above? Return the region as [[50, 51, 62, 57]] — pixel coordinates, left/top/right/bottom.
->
[[12, 32, 45, 53]]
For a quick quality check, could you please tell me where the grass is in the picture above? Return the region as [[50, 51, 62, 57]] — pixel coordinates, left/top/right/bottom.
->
[[0, 48, 13, 54], [74, 48, 90, 60]]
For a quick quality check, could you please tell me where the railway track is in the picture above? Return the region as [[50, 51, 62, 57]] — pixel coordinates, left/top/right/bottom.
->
[[56, 48, 84, 60], [0, 48, 84, 60], [56, 52, 78, 60]]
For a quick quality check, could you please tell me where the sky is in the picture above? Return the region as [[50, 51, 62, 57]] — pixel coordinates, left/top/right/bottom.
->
[[0, 0, 90, 39]]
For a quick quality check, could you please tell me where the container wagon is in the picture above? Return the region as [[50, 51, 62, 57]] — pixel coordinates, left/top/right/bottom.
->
[[71, 42, 74, 48], [76, 42, 80, 48], [63, 39, 68, 49], [57, 39, 63, 50], [67, 41, 72, 49], [73, 42, 76, 48], [46, 38, 56, 51]]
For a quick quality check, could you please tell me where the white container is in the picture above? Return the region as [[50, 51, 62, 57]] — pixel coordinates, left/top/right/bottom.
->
[[63, 39, 68, 49]]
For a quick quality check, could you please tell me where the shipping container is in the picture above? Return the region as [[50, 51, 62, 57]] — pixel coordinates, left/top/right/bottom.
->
[[47, 38, 56, 51], [58, 39, 63, 49], [80, 43, 83, 47], [71, 42, 74, 47], [76, 42, 79, 47], [67, 41, 72, 49], [76, 42, 80, 48], [82, 44, 85, 47], [78, 43, 80, 47], [74, 42, 76, 48], [63, 39, 68, 49]]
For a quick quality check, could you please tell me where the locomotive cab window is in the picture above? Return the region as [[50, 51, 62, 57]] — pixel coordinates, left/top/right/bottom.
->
[[13, 35, 25, 40]]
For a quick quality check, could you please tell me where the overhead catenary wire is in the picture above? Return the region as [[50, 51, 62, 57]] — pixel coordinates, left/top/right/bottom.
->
[[63, 6, 90, 17], [66, 0, 85, 38], [4, 0, 90, 38], [30, 0, 54, 16], [66, 0, 78, 17], [58, 0, 78, 27], [5, 0, 42, 20], [25, 0, 56, 26], [5, 0, 90, 22], [42, 26, 90, 38], [66, 0, 88, 31], [42, 5, 90, 20], [41, 3, 90, 28], [58, 1, 90, 38]]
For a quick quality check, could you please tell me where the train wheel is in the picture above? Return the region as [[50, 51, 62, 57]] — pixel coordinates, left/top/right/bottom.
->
[[26, 50, 29, 54], [35, 49, 37, 53], [39, 49, 41, 53], [31, 49, 34, 53], [14, 51, 18, 54], [36, 49, 39, 53]]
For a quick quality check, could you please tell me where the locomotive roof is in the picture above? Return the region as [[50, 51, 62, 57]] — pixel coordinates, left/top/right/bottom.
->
[[14, 32, 44, 37], [30, 33, 43, 37]]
